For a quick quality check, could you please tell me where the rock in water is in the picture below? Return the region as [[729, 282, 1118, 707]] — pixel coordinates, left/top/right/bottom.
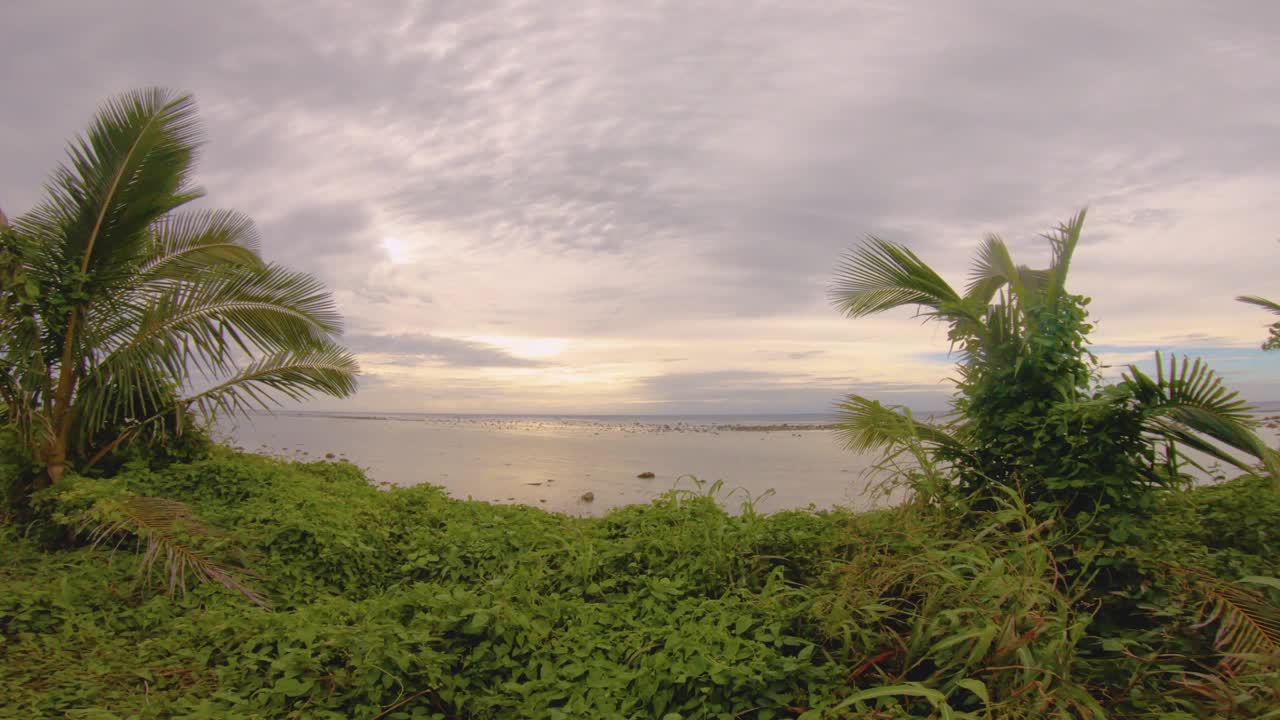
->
[[637, 471, 656, 479], [580, 491, 595, 502]]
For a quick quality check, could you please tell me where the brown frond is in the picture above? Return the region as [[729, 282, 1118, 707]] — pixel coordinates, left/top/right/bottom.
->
[[1171, 567, 1280, 668], [79, 495, 270, 608]]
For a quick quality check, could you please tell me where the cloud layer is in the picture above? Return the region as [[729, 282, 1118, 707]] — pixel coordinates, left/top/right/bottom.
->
[[4, 1, 1279, 412]]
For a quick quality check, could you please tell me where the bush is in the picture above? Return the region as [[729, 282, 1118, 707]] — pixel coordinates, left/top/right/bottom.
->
[[3, 451, 1278, 718]]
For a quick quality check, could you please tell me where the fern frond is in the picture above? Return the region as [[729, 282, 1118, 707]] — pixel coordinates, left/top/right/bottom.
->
[[79, 494, 269, 608]]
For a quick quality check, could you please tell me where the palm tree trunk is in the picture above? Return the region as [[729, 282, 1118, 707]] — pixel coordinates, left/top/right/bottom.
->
[[41, 436, 67, 487], [45, 310, 82, 486]]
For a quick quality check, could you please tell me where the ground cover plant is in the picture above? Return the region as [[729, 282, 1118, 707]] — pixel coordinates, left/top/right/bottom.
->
[[2, 448, 1278, 718]]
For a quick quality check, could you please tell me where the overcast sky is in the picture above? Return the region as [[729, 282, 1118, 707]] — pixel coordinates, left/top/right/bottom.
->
[[4, 1, 1279, 414]]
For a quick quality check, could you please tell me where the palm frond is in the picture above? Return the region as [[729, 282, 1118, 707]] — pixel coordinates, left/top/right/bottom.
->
[[1177, 568, 1280, 668], [830, 237, 968, 321], [965, 234, 1053, 307], [833, 395, 962, 454], [79, 263, 349, 427], [180, 346, 359, 420], [1143, 417, 1269, 477], [1042, 208, 1087, 311], [1238, 295, 1280, 351], [79, 494, 268, 607], [966, 235, 1016, 303], [1123, 353, 1279, 481], [15, 88, 204, 288], [1153, 353, 1253, 420], [1237, 295, 1280, 316], [138, 208, 264, 281], [70, 258, 357, 446]]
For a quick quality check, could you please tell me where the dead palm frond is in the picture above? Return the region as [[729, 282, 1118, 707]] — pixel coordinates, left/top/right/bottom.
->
[[78, 494, 269, 608], [1172, 567, 1280, 668]]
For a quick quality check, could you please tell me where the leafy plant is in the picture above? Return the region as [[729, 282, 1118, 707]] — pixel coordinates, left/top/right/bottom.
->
[[5, 450, 1280, 717], [0, 88, 359, 495], [829, 210, 1279, 517]]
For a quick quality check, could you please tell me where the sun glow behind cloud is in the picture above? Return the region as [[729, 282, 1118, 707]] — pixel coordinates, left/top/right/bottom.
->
[[380, 236, 413, 264]]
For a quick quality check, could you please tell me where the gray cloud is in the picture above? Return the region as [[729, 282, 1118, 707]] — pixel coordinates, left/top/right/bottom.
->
[[4, 1, 1279, 410], [346, 333, 547, 368], [637, 370, 948, 414]]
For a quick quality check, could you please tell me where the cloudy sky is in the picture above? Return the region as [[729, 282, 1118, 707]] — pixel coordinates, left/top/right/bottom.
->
[[4, 1, 1279, 414]]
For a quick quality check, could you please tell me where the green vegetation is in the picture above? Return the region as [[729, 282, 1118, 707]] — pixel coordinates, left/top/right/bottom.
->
[[1239, 295, 1280, 351], [0, 88, 358, 495], [830, 211, 1280, 513], [3, 95, 1279, 717], [2, 450, 1277, 718]]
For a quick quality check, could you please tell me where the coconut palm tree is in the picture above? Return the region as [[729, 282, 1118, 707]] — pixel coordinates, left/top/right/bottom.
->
[[0, 88, 359, 492], [830, 210, 1278, 507]]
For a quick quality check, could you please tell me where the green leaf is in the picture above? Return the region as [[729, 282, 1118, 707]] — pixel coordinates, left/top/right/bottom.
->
[[838, 682, 947, 708], [1241, 576, 1280, 592], [273, 676, 313, 697]]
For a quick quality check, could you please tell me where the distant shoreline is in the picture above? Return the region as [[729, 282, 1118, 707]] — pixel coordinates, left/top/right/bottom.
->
[[248, 411, 846, 432], [715, 423, 842, 432]]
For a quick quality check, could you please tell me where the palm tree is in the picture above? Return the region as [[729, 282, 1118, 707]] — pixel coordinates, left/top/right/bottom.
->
[[829, 210, 1278, 507], [1236, 295, 1280, 351], [0, 88, 359, 492]]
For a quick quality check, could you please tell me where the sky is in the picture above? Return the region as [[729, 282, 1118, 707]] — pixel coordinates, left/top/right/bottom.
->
[[3, 1, 1279, 414]]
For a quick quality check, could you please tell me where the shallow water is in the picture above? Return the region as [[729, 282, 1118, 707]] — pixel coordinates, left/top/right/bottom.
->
[[222, 410, 1280, 516], [221, 412, 895, 515]]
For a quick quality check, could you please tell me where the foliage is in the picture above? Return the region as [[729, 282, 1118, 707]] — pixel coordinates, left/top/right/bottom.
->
[[4, 452, 1279, 718], [1238, 295, 1280, 351], [829, 211, 1280, 521], [0, 88, 358, 493]]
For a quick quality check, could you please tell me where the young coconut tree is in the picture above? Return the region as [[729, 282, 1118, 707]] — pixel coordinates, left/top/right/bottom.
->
[[1, 89, 358, 492], [830, 210, 1278, 516]]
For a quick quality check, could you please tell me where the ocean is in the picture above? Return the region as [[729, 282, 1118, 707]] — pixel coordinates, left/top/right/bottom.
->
[[220, 412, 899, 515], [220, 409, 1279, 516]]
